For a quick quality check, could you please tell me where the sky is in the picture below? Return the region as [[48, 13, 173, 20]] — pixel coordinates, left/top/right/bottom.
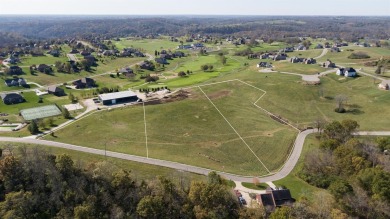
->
[[0, 0, 389, 16]]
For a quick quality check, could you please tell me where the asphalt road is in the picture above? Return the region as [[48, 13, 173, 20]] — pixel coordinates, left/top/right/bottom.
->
[[1, 130, 388, 182]]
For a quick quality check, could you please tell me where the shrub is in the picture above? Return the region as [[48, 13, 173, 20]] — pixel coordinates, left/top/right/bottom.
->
[[334, 107, 346, 113], [348, 52, 370, 59]]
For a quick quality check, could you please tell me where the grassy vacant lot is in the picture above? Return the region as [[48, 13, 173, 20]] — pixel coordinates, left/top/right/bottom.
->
[[44, 81, 297, 176], [318, 46, 390, 66], [114, 38, 180, 54], [18, 54, 68, 66], [215, 70, 390, 131], [272, 61, 327, 75], [137, 55, 243, 89], [0, 142, 206, 182]]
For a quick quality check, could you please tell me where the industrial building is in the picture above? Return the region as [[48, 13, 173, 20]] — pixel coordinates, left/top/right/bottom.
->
[[98, 90, 138, 105]]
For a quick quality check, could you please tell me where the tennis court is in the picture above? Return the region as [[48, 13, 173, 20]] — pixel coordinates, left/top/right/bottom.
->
[[20, 105, 62, 120]]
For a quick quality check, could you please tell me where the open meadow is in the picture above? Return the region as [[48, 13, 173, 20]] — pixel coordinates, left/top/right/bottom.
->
[[44, 80, 298, 176]]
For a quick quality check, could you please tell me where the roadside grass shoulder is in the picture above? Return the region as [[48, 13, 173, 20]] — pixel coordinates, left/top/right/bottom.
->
[[241, 182, 269, 190], [0, 142, 206, 182]]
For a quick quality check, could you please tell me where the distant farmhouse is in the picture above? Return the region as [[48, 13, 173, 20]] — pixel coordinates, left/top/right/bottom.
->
[[98, 90, 138, 105], [336, 67, 357, 77], [1, 93, 25, 105]]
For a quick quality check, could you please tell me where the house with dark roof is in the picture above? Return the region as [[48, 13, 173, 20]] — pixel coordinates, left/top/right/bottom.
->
[[47, 86, 65, 96], [73, 77, 96, 89], [80, 51, 91, 56], [49, 50, 60, 57], [177, 44, 192, 50], [323, 60, 336, 68], [4, 56, 19, 64], [257, 62, 272, 68], [4, 78, 27, 87], [304, 58, 316, 64], [7, 66, 23, 75], [155, 58, 168, 65], [160, 54, 172, 59], [0, 93, 25, 105], [84, 55, 96, 65], [331, 47, 340, 53], [70, 49, 79, 54], [290, 57, 304, 63], [337, 67, 357, 77], [272, 54, 288, 61], [37, 64, 53, 73], [191, 43, 204, 48], [173, 51, 185, 58], [295, 44, 307, 51], [315, 44, 324, 49], [140, 61, 155, 70], [256, 188, 294, 211]]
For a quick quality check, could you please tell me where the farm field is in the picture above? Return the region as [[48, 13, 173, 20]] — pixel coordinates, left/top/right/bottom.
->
[[44, 81, 298, 176]]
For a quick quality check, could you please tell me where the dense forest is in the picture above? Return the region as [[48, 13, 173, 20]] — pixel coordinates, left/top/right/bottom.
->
[[0, 16, 389, 47], [299, 120, 390, 218]]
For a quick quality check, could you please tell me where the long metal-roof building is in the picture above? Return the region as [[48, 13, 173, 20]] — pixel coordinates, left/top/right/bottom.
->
[[98, 90, 138, 105]]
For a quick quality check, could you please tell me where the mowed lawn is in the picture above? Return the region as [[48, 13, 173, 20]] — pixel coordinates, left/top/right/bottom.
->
[[44, 82, 297, 176]]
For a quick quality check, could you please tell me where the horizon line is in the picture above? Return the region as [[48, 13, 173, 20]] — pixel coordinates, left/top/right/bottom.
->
[[0, 14, 389, 17]]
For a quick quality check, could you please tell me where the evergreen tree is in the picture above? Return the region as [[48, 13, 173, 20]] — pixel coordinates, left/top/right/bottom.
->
[[28, 120, 39, 134]]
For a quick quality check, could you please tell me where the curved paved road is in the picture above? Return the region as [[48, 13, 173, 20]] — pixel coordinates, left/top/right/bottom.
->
[[1, 130, 388, 182]]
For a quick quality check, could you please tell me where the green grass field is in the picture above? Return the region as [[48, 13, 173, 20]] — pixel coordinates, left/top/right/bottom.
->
[[19, 54, 68, 66], [114, 38, 181, 54], [44, 81, 297, 176], [272, 61, 326, 75], [214, 70, 390, 131]]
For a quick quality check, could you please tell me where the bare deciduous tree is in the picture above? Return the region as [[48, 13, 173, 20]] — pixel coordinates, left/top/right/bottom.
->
[[335, 95, 348, 112]]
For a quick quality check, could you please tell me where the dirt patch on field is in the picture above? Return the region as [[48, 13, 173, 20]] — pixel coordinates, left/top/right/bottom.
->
[[207, 90, 232, 100], [144, 90, 193, 105]]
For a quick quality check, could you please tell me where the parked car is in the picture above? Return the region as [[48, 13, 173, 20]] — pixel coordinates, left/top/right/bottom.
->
[[239, 197, 247, 205]]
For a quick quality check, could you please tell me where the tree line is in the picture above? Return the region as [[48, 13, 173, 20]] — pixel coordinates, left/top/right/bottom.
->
[[299, 119, 390, 218]]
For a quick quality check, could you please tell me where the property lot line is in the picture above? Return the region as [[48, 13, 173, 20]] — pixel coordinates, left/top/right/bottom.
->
[[143, 102, 149, 158], [197, 86, 271, 174]]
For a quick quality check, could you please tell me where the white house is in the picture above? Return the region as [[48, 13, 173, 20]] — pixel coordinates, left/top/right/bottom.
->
[[336, 67, 357, 77], [379, 80, 390, 90]]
